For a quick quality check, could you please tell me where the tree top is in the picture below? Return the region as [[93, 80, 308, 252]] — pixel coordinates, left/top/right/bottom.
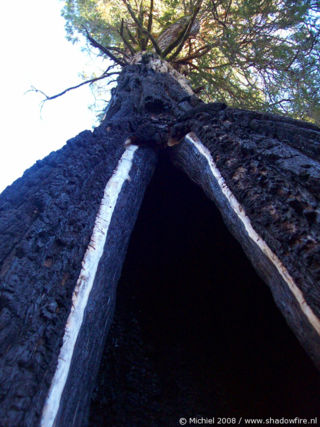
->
[[62, 0, 320, 124]]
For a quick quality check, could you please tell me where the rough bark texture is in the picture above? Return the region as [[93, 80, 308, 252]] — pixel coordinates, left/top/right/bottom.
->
[[170, 108, 320, 367], [89, 153, 320, 425], [0, 55, 199, 426], [106, 54, 320, 369], [0, 129, 125, 425], [0, 54, 320, 425], [101, 53, 200, 147], [52, 146, 157, 426]]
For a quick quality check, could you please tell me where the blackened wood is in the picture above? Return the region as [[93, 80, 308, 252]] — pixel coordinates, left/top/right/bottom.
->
[[0, 131, 157, 426], [89, 151, 320, 425], [171, 106, 320, 369], [1, 52, 320, 425], [0, 55, 199, 426], [101, 53, 200, 148], [0, 129, 124, 426], [52, 145, 157, 426]]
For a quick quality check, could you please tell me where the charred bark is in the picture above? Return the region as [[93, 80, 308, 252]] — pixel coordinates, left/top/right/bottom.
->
[[0, 132, 157, 426], [170, 109, 320, 369], [0, 53, 320, 425], [0, 55, 199, 426], [89, 152, 320, 425]]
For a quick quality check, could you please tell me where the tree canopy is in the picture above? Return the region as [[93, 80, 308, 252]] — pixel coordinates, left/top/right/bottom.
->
[[62, 0, 320, 124]]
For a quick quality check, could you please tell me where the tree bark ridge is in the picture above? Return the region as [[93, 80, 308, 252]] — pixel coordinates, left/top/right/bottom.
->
[[171, 106, 320, 368], [1, 54, 320, 425], [0, 54, 196, 426]]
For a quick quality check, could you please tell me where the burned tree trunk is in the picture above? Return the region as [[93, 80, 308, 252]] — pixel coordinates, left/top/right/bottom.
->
[[0, 134, 157, 426], [0, 54, 320, 425], [0, 55, 198, 426], [171, 111, 320, 369]]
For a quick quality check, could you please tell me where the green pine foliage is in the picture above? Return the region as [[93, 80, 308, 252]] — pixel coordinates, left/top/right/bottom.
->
[[62, 0, 320, 124]]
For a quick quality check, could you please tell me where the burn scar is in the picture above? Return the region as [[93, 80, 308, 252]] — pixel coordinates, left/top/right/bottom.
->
[[186, 132, 320, 337], [41, 144, 138, 427]]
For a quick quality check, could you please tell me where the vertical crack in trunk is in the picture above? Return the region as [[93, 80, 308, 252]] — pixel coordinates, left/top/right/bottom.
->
[[1, 54, 320, 425], [0, 54, 200, 426], [181, 132, 320, 342], [170, 106, 320, 368], [89, 153, 320, 425], [41, 145, 138, 427]]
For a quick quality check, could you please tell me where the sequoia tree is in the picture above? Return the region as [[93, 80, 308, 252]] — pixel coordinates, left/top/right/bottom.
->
[[61, 0, 320, 123], [0, 1, 320, 426]]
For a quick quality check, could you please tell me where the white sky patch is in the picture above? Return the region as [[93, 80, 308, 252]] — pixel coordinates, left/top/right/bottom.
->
[[0, 0, 110, 193], [40, 144, 138, 427], [185, 132, 320, 337]]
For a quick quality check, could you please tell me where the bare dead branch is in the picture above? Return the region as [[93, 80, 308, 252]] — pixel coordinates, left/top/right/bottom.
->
[[142, 0, 154, 50], [121, 0, 162, 55], [120, 19, 136, 55], [27, 72, 120, 103], [121, 0, 143, 48], [147, 0, 153, 34], [110, 46, 131, 60], [83, 27, 127, 66], [97, 45, 131, 62], [126, 23, 138, 46], [138, 1, 146, 47], [141, 28, 162, 55], [138, 1, 144, 27], [267, 98, 294, 107], [173, 43, 212, 63]]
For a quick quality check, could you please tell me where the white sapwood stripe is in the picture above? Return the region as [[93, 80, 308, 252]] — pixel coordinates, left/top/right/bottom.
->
[[185, 132, 320, 337], [41, 145, 138, 427]]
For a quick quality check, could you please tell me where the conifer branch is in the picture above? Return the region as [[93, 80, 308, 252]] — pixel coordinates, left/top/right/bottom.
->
[[83, 27, 127, 66], [173, 44, 212, 63], [147, 0, 153, 34], [126, 23, 138, 46], [143, 0, 154, 49], [121, 0, 162, 55], [120, 19, 136, 55], [121, 0, 143, 48], [163, 0, 203, 59]]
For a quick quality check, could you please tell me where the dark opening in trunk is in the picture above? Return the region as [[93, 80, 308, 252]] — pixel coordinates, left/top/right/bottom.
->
[[89, 152, 320, 426]]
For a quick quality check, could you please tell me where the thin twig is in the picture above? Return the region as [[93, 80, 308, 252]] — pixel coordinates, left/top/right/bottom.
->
[[27, 72, 120, 102], [267, 98, 294, 107]]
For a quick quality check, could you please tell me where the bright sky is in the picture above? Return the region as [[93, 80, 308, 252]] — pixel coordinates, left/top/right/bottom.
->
[[0, 0, 110, 192]]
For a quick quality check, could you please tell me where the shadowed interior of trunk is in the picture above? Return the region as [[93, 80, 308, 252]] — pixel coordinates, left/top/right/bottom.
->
[[89, 151, 320, 426]]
